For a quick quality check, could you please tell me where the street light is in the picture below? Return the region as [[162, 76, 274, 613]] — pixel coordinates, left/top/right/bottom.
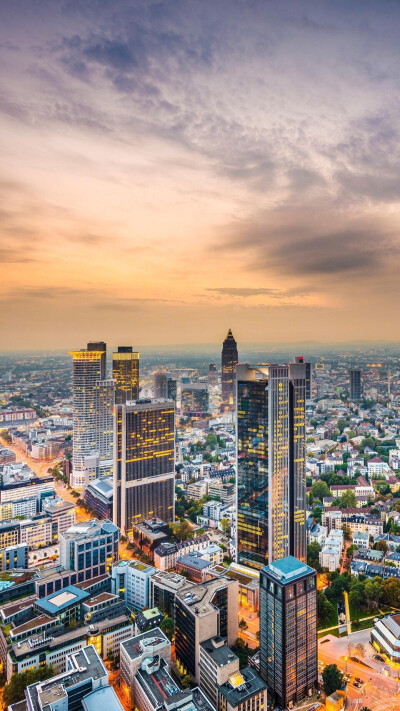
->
[[344, 656, 348, 676]]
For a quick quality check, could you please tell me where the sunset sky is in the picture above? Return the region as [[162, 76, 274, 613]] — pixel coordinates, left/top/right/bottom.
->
[[1, 1, 400, 349]]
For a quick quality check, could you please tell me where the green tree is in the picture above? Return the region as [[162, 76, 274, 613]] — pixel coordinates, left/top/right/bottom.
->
[[382, 577, 400, 606], [364, 577, 383, 611], [322, 664, 343, 697], [374, 540, 389, 554], [307, 542, 322, 571], [349, 580, 365, 609], [220, 518, 231, 535], [160, 616, 174, 641], [3, 666, 55, 706], [311, 480, 331, 501], [173, 520, 194, 541], [340, 490, 357, 508], [317, 591, 335, 626], [181, 674, 192, 689], [239, 618, 248, 630]]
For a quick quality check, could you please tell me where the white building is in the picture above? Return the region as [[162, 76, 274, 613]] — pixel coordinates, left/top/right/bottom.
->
[[111, 559, 156, 610], [353, 531, 369, 551]]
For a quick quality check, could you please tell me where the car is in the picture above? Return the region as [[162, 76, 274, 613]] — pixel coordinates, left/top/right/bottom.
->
[[355, 677, 362, 683], [353, 682, 361, 688]]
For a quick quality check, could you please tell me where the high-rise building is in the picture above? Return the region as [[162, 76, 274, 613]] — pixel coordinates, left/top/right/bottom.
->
[[113, 399, 175, 537], [153, 372, 177, 401], [259, 556, 317, 709], [221, 329, 238, 412], [59, 519, 119, 581], [236, 363, 306, 570], [181, 383, 209, 415], [295, 356, 312, 399], [349, 368, 362, 401], [208, 363, 218, 385], [94, 379, 114, 476], [175, 577, 238, 683], [69, 342, 110, 489], [112, 347, 139, 404]]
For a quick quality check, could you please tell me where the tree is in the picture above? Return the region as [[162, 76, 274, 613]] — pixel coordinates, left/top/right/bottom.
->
[[355, 643, 365, 659], [340, 490, 357, 508], [374, 540, 389, 555], [311, 481, 331, 501], [173, 520, 194, 541], [364, 577, 383, 611], [307, 542, 322, 571], [181, 674, 191, 689], [382, 577, 400, 606], [239, 618, 248, 630], [3, 666, 55, 706], [317, 592, 335, 626], [160, 616, 174, 641], [322, 664, 343, 697], [349, 580, 365, 609], [220, 518, 231, 535]]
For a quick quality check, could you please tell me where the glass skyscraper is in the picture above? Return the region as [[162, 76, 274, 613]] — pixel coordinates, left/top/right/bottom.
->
[[349, 368, 362, 401], [221, 329, 238, 412], [112, 346, 139, 404], [113, 399, 175, 536], [236, 362, 306, 570]]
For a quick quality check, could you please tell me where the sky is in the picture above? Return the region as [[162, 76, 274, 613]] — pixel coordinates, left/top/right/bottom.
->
[[1, 0, 400, 350]]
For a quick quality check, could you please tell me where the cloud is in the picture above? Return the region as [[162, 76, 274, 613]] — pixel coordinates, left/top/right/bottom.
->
[[206, 286, 310, 298]]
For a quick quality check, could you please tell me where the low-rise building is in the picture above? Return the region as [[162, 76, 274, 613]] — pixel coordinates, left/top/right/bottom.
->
[[352, 531, 369, 551], [371, 613, 400, 661], [84, 477, 113, 519], [149, 571, 191, 618], [134, 607, 164, 635], [111, 559, 155, 610], [219, 667, 268, 711]]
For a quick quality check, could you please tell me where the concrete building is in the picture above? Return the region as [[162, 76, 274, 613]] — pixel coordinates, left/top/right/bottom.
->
[[175, 577, 239, 683], [84, 477, 113, 519], [0, 463, 54, 505], [371, 613, 400, 662], [134, 654, 214, 711], [111, 559, 155, 610], [218, 667, 268, 711], [149, 571, 191, 618], [60, 519, 119, 582], [199, 636, 240, 709], [120, 629, 171, 707], [42, 497, 76, 536], [0, 542, 28, 571]]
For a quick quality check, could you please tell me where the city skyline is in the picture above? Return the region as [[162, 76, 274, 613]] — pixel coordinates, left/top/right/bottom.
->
[[1, 1, 400, 348]]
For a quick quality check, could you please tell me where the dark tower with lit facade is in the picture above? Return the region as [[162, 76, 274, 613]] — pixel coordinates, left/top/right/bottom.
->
[[112, 346, 139, 404], [221, 329, 238, 412], [236, 362, 306, 571]]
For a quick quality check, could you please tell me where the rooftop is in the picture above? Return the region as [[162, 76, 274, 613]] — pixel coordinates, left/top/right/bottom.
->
[[35, 585, 89, 614], [200, 637, 239, 667], [61, 519, 118, 540], [219, 666, 267, 707], [265, 556, 315, 583], [120, 627, 170, 661], [87, 477, 113, 499], [113, 559, 155, 573], [82, 685, 124, 711]]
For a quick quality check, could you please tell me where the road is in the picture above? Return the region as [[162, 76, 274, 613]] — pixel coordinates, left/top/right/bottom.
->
[[319, 631, 400, 711]]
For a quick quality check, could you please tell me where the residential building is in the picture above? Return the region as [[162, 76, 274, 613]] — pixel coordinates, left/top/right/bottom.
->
[[176, 552, 213, 583], [319, 530, 343, 571], [153, 536, 210, 571], [221, 329, 238, 413], [186, 481, 208, 499], [111, 559, 155, 610], [0, 497, 36, 522], [353, 531, 369, 551], [260, 556, 317, 709], [113, 347, 140, 404], [113, 399, 175, 536], [134, 607, 163, 635], [60, 519, 119, 582], [236, 362, 306, 570], [175, 577, 239, 683]]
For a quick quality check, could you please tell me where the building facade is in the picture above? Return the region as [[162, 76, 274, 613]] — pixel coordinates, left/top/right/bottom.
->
[[349, 368, 362, 401], [113, 399, 175, 536], [221, 329, 238, 412], [113, 347, 140, 404], [59, 519, 119, 582], [260, 556, 317, 709]]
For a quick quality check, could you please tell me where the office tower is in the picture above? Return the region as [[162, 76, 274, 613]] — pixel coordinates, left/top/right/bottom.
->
[[208, 363, 218, 385], [175, 577, 238, 683], [111, 559, 156, 609], [236, 363, 306, 570], [59, 519, 119, 581], [349, 368, 362, 400], [295, 355, 312, 399], [154, 372, 177, 400], [260, 556, 317, 709], [113, 346, 139, 404], [69, 342, 107, 489], [94, 378, 114, 475], [113, 399, 175, 536], [149, 571, 191, 618], [84, 476, 113, 519], [180, 383, 209, 414], [221, 329, 238, 412]]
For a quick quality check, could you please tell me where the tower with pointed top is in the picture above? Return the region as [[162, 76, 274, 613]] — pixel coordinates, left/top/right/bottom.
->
[[221, 329, 238, 412]]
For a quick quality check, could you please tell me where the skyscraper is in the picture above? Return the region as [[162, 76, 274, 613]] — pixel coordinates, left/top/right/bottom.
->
[[295, 356, 312, 399], [236, 362, 306, 570], [69, 342, 111, 489], [154, 372, 177, 401], [221, 329, 238, 412], [113, 398, 175, 536], [349, 368, 362, 401], [208, 363, 218, 385], [112, 346, 139, 404], [259, 556, 317, 709], [94, 378, 115, 475]]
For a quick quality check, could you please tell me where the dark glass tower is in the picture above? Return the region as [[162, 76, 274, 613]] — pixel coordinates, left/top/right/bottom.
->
[[349, 368, 362, 401], [295, 356, 312, 399], [221, 329, 238, 412], [154, 372, 177, 401], [113, 399, 175, 536], [236, 363, 306, 570], [112, 346, 139, 404], [260, 556, 317, 709]]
